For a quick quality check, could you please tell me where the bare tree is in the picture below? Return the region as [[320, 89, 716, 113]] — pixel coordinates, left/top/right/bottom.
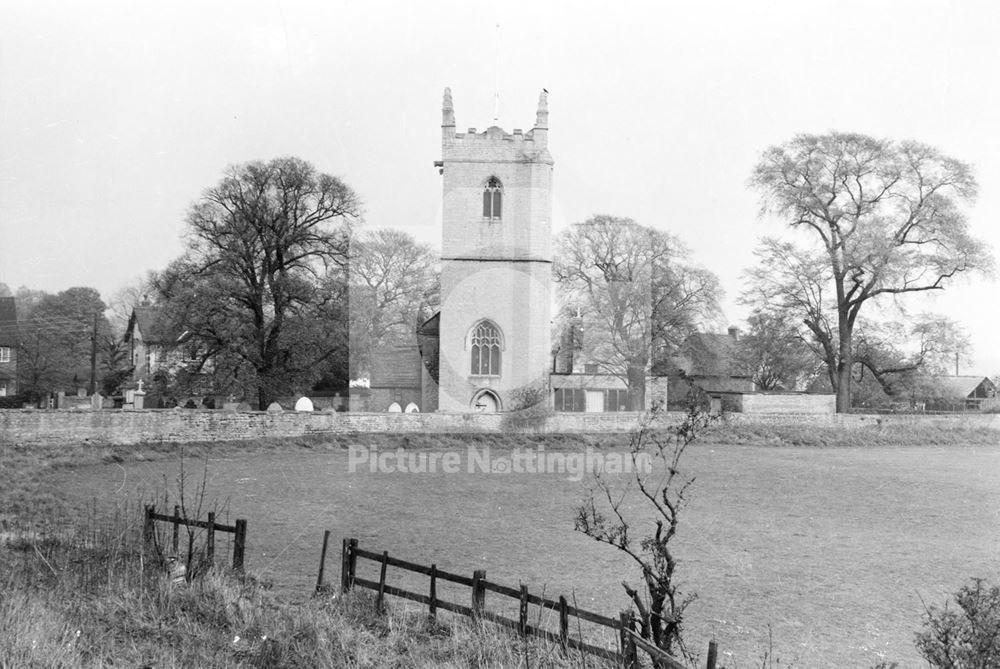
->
[[749, 133, 993, 411], [156, 157, 361, 409], [735, 308, 819, 391], [348, 228, 438, 378], [556, 217, 721, 409], [851, 315, 971, 405], [575, 407, 712, 665]]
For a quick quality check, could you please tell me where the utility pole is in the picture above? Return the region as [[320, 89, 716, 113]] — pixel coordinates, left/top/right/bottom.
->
[[90, 311, 98, 395]]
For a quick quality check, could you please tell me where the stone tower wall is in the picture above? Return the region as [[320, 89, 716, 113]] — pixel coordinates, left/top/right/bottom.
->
[[437, 89, 553, 412]]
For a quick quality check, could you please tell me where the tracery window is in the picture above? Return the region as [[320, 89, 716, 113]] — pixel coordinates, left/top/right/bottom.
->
[[470, 321, 502, 375], [482, 177, 502, 220]]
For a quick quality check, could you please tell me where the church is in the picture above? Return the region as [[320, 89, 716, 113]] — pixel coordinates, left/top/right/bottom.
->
[[366, 88, 665, 414]]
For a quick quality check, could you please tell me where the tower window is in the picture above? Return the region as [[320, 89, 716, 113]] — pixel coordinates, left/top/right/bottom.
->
[[482, 177, 502, 220], [470, 321, 502, 375]]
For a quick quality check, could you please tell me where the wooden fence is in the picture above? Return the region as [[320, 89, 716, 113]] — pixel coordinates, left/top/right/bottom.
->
[[316, 533, 718, 669], [143, 504, 247, 571]]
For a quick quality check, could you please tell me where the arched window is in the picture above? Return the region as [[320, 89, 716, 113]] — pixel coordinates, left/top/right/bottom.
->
[[470, 321, 502, 375], [482, 177, 502, 220]]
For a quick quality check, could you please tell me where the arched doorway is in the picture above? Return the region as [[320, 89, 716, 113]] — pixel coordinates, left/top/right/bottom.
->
[[471, 390, 501, 413]]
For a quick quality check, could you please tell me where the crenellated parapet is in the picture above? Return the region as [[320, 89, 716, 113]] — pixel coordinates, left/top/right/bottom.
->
[[441, 88, 551, 163]]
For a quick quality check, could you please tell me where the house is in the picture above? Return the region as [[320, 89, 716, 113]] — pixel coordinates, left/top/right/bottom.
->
[[667, 328, 755, 410], [124, 306, 188, 381], [0, 297, 18, 397], [922, 375, 997, 411]]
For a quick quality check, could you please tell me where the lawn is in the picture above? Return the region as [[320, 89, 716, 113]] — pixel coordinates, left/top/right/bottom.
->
[[40, 435, 1000, 668]]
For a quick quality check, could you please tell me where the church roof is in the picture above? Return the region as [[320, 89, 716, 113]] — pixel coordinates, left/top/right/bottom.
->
[[417, 312, 439, 337], [369, 343, 423, 389], [416, 312, 440, 383]]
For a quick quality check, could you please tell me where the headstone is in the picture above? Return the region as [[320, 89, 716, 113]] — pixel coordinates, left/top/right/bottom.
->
[[404, 402, 420, 413], [90, 393, 104, 411], [387, 402, 402, 413], [237, 402, 252, 412], [266, 402, 284, 413], [133, 387, 146, 410], [222, 402, 240, 413], [294, 396, 314, 412]]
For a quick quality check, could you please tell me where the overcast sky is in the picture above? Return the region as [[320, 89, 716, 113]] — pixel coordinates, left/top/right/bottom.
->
[[2, 0, 998, 373]]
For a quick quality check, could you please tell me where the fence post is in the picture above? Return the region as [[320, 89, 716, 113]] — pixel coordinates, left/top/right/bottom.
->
[[316, 530, 331, 593], [558, 595, 569, 651], [518, 585, 529, 636], [143, 505, 154, 546], [206, 512, 215, 563], [185, 532, 194, 580], [706, 639, 718, 669], [471, 569, 486, 620], [429, 564, 438, 619], [341, 538, 358, 593], [340, 539, 350, 592], [376, 550, 389, 612], [172, 504, 180, 554], [232, 519, 246, 571], [619, 611, 638, 669]]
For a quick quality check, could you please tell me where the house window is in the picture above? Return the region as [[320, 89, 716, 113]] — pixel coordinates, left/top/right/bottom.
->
[[470, 321, 502, 375], [482, 177, 502, 220], [605, 389, 629, 412], [0, 347, 10, 363], [554, 388, 586, 412]]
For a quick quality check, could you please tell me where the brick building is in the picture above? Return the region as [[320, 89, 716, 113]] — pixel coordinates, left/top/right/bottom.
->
[[0, 297, 18, 397]]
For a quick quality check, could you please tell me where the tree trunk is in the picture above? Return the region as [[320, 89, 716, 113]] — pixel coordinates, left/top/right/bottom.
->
[[836, 319, 853, 413], [627, 365, 646, 411]]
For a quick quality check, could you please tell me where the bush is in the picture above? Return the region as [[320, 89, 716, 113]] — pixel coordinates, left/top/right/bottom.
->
[[916, 578, 1000, 668], [0, 393, 29, 409]]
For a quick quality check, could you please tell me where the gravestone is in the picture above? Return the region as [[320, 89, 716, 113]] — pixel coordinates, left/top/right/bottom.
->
[[266, 402, 284, 413], [294, 396, 314, 412]]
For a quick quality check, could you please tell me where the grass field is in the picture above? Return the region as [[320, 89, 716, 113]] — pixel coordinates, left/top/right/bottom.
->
[[33, 432, 1000, 669]]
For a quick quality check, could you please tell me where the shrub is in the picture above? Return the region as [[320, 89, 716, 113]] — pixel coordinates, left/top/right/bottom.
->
[[916, 578, 1000, 668]]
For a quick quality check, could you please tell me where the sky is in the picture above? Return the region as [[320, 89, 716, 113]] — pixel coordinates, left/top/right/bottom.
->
[[1, 0, 998, 374]]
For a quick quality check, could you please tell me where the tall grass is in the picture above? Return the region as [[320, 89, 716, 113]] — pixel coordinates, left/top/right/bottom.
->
[[0, 505, 616, 668]]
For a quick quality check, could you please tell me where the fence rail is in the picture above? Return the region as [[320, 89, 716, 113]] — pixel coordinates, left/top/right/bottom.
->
[[143, 504, 247, 571], [316, 533, 717, 669]]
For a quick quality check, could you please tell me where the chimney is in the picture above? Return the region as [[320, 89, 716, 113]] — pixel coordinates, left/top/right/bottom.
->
[[728, 326, 740, 341]]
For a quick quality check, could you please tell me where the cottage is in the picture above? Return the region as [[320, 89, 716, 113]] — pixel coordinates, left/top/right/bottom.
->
[[0, 297, 18, 397], [922, 375, 997, 411]]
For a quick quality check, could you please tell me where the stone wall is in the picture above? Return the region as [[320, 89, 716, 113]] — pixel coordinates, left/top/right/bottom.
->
[[741, 393, 836, 414], [2, 407, 999, 448]]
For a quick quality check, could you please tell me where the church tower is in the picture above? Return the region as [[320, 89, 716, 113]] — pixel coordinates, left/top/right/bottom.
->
[[435, 88, 553, 412]]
